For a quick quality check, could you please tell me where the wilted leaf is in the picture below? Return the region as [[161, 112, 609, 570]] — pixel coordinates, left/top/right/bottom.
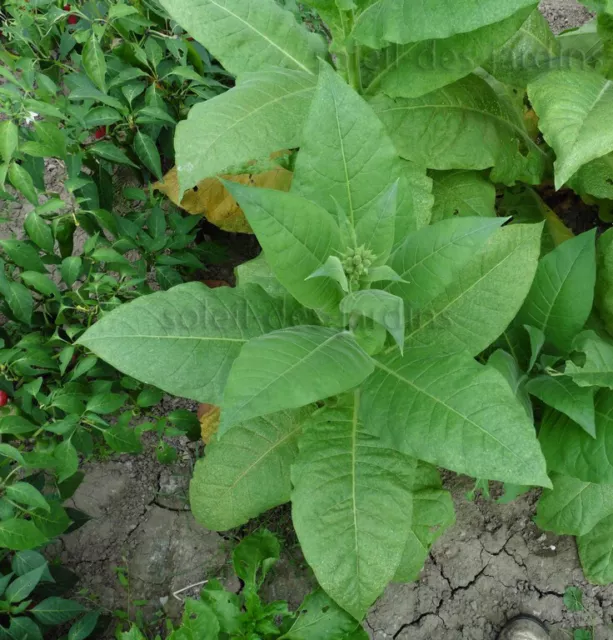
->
[[198, 404, 220, 444], [153, 165, 293, 233]]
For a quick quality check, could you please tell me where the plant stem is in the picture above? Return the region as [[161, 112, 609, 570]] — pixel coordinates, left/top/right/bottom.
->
[[345, 11, 362, 93]]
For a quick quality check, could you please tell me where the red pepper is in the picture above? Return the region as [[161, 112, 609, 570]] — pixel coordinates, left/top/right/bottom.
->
[[67, 14, 78, 24], [0, 391, 8, 407], [63, 3, 71, 9], [94, 125, 107, 140]]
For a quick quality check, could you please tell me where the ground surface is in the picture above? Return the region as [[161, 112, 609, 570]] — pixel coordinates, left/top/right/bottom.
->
[[2, 1, 610, 638]]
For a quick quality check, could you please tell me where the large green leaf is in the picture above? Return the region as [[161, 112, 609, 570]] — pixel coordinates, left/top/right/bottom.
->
[[363, 8, 534, 99], [483, 9, 561, 87], [565, 330, 613, 389], [190, 408, 311, 530], [387, 216, 505, 310], [361, 349, 550, 487], [222, 327, 374, 429], [291, 403, 420, 619], [392, 160, 434, 244], [402, 223, 542, 356], [158, 0, 323, 76], [174, 69, 315, 193], [528, 70, 613, 189], [539, 394, 613, 483], [393, 463, 455, 582], [578, 513, 613, 584], [353, 0, 538, 46], [291, 63, 402, 248], [516, 230, 595, 352], [570, 153, 613, 200], [430, 171, 496, 222], [78, 284, 315, 405], [371, 74, 548, 186], [535, 473, 613, 536], [596, 228, 613, 333], [225, 183, 342, 311], [527, 376, 596, 437]]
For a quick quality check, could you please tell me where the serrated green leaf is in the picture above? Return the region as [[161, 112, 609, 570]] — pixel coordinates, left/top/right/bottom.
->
[[134, 131, 162, 180], [361, 349, 550, 487], [174, 69, 315, 193], [24, 211, 54, 253], [6, 483, 50, 513], [79, 284, 315, 404], [225, 183, 342, 312], [371, 74, 548, 186], [364, 8, 534, 98], [291, 403, 422, 619], [403, 223, 542, 355], [527, 376, 595, 437], [516, 230, 595, 352], [529, 70, 613, 189], [221, 327, 373, 429], [535, 473, 613, 536], [191, 407, 311, 530], [430, 171, 496, 222], [158, 0, 323, 75]]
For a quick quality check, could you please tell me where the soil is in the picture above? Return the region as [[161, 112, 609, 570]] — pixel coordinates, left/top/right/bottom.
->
[[539, 0, 593, 33]]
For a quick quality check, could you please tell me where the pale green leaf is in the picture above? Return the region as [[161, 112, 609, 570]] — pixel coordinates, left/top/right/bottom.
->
[[82, 37, 107, 91], [527, 376, 595, 437], [175, 69, 315, 193], [430, 171, 496, 223], [525, 324, 546, 372], [190, 408, 312, 530], [528, 70, 613, 189], [570, 153, 613, 199], [307, 256, 349, 293], [291, 403, 421, 619], [134, 131, 162, 180], [221, 327, 373, 429], [387, 216, 505, 310], [0, 121, 18, 163], [235, 254, 287, 298], [403, 223, 542, 356], [517, 230, 596, 352], [361, 349, 550, 487], [78, 284, 316, 405], [364, 8, 534, 98], [158, 0, 323, 76], [539, 393, 613, 483], [535, 473, 613, 536], [578, 513, 613, 584], [371, 74, 548, 186], [224, 183, 342, 311], [6, 483, 50, 513], [24, 211, 54, 253], [566, 330, 613, 389], [487, 349, 533, 420]]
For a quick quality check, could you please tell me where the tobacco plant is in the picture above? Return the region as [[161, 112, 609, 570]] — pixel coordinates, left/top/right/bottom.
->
[[78, 0, 613, 620]]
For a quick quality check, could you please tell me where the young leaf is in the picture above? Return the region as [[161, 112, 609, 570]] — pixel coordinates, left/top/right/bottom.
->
[[221, 327, 374, 430], [174, 69, 315, 194], [5, 483, 50, 513], [578, 512, 613, 584], [134, 131, 162, 180], [535, 473, 613, 536], [430, 171, 496, 222], [8, 163, 38, 206], [487, 350, 533, 420], [0, 519, 47, 551], [24, 211, 54, 253], [371, 74, 548, 186], [388, 216, 505, 310], [525, 325, 546, 372], [224, 183, 342, 311], [539, 394, 613, 484], [61, 257, 82, 287], [31, 597, 86, 625], [82, 37, 107, 92], [516, 230, 596, 352], [529, 70, 613, 189], [79, 284, 315, 404], [68, 612, 100, 640], [403, 223, 542, 356], [191, 407, 311, 530], [232, 529, 280, 592], [340, 290, 404, 352], [526, 376, 596, 437], [307, 256, 349, 293], [292, 403, 424, 620], [361, 349, 550, 487], [0, 121, 19, 163], [5, 564, 47, 603], [158, 0, 323, 76], [354, 0, 538, 46], [566, 330, 613, 389]]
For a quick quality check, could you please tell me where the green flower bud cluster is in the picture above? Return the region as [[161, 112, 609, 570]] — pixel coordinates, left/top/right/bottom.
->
[[342, 245, 377, 284]]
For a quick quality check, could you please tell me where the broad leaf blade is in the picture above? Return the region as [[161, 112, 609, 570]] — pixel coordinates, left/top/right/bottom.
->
[[190, 408, 311, 530], [516, 230, 596, 352], [566, 330, 613, 389], [158, 0, 323, 75], [361, 349, 550, 487], [78, 284, 316, 404], [174, 69, 315, 193], [291, 403, 419, 619], [225, 183, 342, 311], [578, 513, 613, 584], [430, 171, 496, 222], [221, 327, 374, 429], [528, 70, 613, 188]]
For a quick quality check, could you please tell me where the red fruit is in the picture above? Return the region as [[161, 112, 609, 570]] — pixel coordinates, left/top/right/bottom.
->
[[63, 3, 71, 9], [67, 14, 78, 24], [94, 125, 106, 140], [0, 391, 8, 407]]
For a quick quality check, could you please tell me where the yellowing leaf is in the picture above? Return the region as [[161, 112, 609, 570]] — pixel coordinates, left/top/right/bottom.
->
[[198, 403, 220, 444], [153, 166, 293, 233]]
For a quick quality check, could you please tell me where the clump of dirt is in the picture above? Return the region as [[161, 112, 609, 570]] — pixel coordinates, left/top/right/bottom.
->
[[539, 0, 593, 33], [539, 185, 610, 236]]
